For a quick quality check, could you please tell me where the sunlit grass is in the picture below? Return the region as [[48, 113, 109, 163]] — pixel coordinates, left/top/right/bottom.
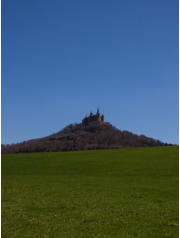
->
[[2, 146, 178, 238]]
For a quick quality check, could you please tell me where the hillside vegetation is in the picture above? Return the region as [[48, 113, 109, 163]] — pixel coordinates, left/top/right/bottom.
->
[[2, 118, 169, 153], [2, 146, 178, 238]]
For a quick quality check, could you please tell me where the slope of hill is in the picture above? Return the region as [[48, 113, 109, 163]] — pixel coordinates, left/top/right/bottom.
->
[[2, 110, 170, 153]]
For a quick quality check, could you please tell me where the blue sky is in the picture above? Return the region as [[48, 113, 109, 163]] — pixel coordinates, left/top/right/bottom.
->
[[2, 0, 178, 144]]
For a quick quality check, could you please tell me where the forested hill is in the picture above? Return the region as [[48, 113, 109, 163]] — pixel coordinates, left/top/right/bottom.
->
[[2, 111, 170, 153]]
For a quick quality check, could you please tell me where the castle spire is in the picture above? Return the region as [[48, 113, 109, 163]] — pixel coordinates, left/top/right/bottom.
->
[[96, 108, 100, 115]]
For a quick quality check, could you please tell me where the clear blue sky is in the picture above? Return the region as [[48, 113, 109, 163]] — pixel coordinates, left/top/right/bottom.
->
[[2, 0, 178, 144]]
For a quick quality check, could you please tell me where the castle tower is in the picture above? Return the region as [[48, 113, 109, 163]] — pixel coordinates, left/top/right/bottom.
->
[[96, 108, 100, 116], [101, 114, 104, 122], [96, 108, 101, 121]]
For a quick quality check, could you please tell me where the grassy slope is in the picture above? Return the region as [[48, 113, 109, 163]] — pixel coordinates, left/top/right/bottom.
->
[[2, 146, 179, 238]]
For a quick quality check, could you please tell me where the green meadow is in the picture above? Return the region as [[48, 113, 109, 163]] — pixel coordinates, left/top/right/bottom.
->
[[2, 146, 179, 238]]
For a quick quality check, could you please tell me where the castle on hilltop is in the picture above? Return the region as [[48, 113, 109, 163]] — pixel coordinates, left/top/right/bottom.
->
[[82, 109, 104, 125]]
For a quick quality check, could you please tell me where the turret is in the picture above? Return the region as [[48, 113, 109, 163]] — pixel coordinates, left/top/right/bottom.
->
[[96, 108, 100, 116], [101, 114, 104, 122]]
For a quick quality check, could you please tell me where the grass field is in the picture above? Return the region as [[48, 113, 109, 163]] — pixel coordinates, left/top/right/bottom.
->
[[2, 146, 179, 238]]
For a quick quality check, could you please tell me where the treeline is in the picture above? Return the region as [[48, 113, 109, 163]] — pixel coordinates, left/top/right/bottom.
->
[[2, 122, 171, 154]]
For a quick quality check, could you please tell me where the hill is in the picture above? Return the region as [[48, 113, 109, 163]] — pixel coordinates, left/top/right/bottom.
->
[[2, 110, 170, 153], [2, 147, 178, 237]]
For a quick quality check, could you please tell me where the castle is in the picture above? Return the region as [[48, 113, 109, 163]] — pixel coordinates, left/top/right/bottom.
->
[[82, 109, 104, 125]]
